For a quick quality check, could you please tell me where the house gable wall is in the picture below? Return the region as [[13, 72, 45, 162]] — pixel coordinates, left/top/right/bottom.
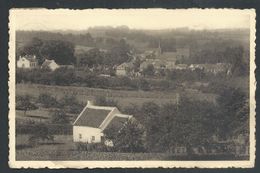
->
[[49, 61, 60, 71], [73, 126, 103, 143], [17, 58, 30, 68]]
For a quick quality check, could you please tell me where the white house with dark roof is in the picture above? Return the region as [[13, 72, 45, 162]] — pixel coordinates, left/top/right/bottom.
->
[[41, 59, 60, 71], [17, 55, 38, 69], [73, 101, 132, 144]]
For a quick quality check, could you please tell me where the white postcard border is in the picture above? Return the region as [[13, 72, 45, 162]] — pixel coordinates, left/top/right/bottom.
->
[[8, 8, 256, 168]]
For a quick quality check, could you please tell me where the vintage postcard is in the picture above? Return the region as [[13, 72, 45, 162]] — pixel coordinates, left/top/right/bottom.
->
[[8, 9, 256, 168]]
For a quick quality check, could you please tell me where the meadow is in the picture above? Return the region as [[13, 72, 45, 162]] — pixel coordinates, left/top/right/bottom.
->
[[16, 134, 248, 161], [16, 134, 171, 160], [16, 83, 217, 108]]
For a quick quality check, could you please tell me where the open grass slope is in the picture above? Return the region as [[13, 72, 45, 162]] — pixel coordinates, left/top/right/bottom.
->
[[16, 134, 170, 160], [16, 84, 217, 108], [16, 134, 248, 161]]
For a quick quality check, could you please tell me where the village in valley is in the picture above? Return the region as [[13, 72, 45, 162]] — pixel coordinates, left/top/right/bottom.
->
[[15, 26, 250, 160]]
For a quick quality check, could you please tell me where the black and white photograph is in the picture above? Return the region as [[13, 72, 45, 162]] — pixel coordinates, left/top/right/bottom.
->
[[8, 9, 256, 168]]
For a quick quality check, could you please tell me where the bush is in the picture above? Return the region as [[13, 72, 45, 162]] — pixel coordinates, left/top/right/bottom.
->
[[94, 96, 118, 107], [37, 93, 59, 108], [28, 123, 54, 146], [51, 109, 70, 124], [75, 142, 109, 152], [16, 95, 38, 113]]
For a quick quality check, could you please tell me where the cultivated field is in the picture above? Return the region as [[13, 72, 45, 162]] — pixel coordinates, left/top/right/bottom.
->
[[16, 109, 76, 123], [16, 84, 218, 108]]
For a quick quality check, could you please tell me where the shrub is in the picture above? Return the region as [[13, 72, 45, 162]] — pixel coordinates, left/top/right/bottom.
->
[[37, 93, 59, 108], [94, 96, 118, 107], [16, 95, 38, 115], [75, 142, 108, 152], [50, 109, 70, 124], [28, 123, 54, 146]]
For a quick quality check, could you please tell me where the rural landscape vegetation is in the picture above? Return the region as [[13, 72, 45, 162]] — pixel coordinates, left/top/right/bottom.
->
[[15, 26, 250, 160]]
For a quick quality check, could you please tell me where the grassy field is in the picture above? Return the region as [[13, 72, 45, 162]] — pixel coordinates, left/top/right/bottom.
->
[[16, 134, 170, 160], [16, 109, 77, 123], [16, 84, 217, 108], [16, 134, 248, 161]]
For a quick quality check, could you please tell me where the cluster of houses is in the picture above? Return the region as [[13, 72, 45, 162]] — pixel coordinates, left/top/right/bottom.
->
[[18, 45, 232, 78], [17, 55, 74, 71], [116, 43, 232, 77]]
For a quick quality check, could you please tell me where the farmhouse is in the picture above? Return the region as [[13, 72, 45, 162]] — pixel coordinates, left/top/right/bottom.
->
[[116, 62, 134, 76], [17, 55, 38, 69], [41, 59, 60, 71], [73, 101, 132, 144]]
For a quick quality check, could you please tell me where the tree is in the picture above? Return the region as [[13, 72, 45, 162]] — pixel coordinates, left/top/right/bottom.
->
[[216, 88, 249, 139], [40, 40, 75, 65], [137, 78, 150, 91], [108, 38, 131, 65], [94, 96, 118, 107], [104, 119, 145, 152], [133, 56, 141, 72], [52, 67, 76, 85], [77, 48, 104, 68], [59, 94, 84, 113], [16, 95, 37, 115], [142, 64, 155, 77], [37, 93, 58, 108], [28, 123, 54, 146], [21, 38, 76, 65], [22, 37, 44, 64], [51, 109, 70, 124]]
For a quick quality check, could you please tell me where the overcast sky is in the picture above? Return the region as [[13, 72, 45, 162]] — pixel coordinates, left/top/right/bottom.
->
[[11, 9, 252, 31]]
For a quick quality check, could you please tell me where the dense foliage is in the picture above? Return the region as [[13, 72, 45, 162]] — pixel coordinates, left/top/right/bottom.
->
[[19, 37, 75, 65], [119, 88, 249, 153]]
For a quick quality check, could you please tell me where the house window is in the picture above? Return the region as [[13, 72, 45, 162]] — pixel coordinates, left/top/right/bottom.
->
[[91, 136, 95, 142], [79, 134, 82, 139]]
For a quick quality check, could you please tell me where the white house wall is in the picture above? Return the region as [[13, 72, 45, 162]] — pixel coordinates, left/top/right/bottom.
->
[[73, 126, 103, 143], [49, 62, 60, 71], [17, 58, 30, 68]]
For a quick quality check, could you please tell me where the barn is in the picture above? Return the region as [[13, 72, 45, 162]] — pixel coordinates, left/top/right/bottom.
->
[[73, 101, 132, 144]]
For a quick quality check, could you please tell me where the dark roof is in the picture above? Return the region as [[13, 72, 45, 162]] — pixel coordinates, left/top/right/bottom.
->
[[74, 108, 111, 128], [105, 115, 129, 132], [22, 55, 38, 62]]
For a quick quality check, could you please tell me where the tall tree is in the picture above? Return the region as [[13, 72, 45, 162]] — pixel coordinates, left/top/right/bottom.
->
[[51, 109, 70, 124], [40, 40, 75, 65], [16, 95, 37, 115], [104, 119, 145, 153], [216, 88, 249, 139], [22, 37, 44, 64]]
